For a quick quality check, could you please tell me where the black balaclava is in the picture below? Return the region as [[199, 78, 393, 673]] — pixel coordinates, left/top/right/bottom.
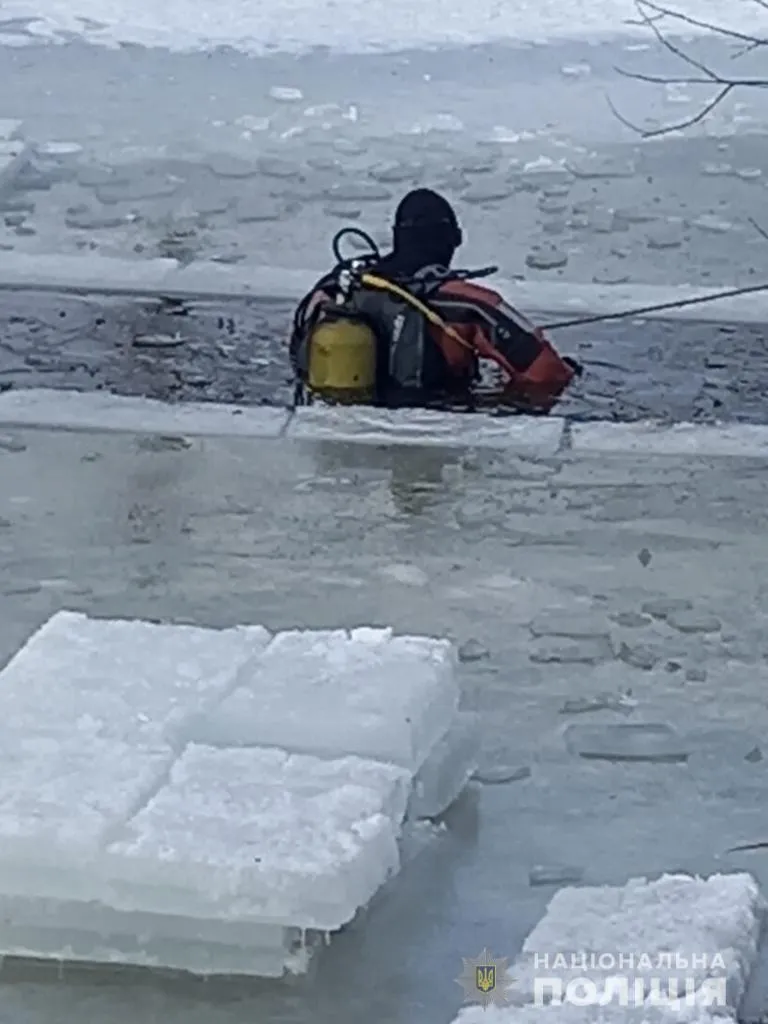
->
[[378, 188, 462, 276]]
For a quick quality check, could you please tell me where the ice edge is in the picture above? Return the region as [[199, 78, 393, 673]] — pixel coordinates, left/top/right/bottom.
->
[[0, 252, 763, 323], [2, 389, 768, 458]]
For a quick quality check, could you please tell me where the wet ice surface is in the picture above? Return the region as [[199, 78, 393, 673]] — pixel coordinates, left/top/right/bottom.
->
[[3, 20, 768, 1024], [1, 289, 767, 422], [3, 429, 768, 1020], [1, 40, 768, 286]]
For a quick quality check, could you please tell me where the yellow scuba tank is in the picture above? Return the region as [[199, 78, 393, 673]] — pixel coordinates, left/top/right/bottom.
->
[[306, 311, 377, 405]]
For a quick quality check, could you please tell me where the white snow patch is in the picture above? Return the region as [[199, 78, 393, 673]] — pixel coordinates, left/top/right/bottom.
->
[[456, 1004, 723, 1024], [268, 86, 303, 102], [104, 744, 408, 930], [507, 873, 763, 1009], [35, 141, 83, 156], [0, 609, 270, 748]]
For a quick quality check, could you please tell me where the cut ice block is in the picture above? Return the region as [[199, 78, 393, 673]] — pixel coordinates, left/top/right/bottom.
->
[[0, 893, 292, 947], [505, 873, 764, 1011], [0, 895, 313, 977], [190, 627, 459, 772], [564, 723, 690, 763], [0, 610, 270, 746], [0, 734, 172, 901], [0, 920, 311, 978], [407, 712, 480, 819], [105, 744, 411, 930]]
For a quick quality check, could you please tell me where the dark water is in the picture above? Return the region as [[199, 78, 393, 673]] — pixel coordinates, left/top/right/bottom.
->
[[0, 289, 765, 422]]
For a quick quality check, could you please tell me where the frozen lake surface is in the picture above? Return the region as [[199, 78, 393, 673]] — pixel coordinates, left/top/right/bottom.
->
[[2, 0, 768, 1016], [2, 36, 768, 288], [2, 417, 768, 1021], [2, 0, 768, 54]]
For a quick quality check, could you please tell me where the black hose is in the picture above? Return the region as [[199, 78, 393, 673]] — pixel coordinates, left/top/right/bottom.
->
[[331, 227, 381, 265]]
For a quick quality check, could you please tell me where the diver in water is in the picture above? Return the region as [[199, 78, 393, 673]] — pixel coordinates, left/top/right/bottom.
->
[[375, 187, 461, 278], [289, 188, 581, 411]]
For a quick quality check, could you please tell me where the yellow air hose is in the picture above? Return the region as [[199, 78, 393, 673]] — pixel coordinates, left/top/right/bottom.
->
[[360, 273, 477, 355]]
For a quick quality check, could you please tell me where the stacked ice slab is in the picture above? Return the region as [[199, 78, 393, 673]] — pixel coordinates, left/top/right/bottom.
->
[[0, 611, 476, 977], [453, 873, 766, 1024]]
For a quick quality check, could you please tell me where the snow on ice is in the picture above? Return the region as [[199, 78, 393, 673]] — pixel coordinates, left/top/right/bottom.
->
[[188, 626, 459, 771], [454, 1004, 725, 1024], [105, 745, 409, 929], [508, 874, 764, 1006], [0, 610, 270, 747], [453, 874, 766, 1023], [1, 0, 767, 54], [0, 610, 478, 975]]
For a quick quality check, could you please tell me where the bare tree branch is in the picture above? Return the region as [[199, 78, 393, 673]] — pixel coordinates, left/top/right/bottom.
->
[[610, 0, 768, 137], [634, 0, 720, 78], [727, 841, 768, 853], [614, 66, 768, 86], [607, 83, 735, 137], [731, 40, 763, 58], [749, 217, 768, 243], [638, 0, 767, 47]]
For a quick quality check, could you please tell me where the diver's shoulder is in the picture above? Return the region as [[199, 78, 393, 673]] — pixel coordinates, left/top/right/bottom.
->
[[435, 275, 504, 304]]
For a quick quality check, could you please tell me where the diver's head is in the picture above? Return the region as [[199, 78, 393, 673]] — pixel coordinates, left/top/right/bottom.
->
[[391, 188, 462, 267]]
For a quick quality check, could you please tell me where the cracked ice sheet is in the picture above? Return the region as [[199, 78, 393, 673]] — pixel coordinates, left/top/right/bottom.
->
[[105, 744, 410, 929], [190, 627, 459, 772], [504, 874, 764, 1010], [0, 610, 270, 746]]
